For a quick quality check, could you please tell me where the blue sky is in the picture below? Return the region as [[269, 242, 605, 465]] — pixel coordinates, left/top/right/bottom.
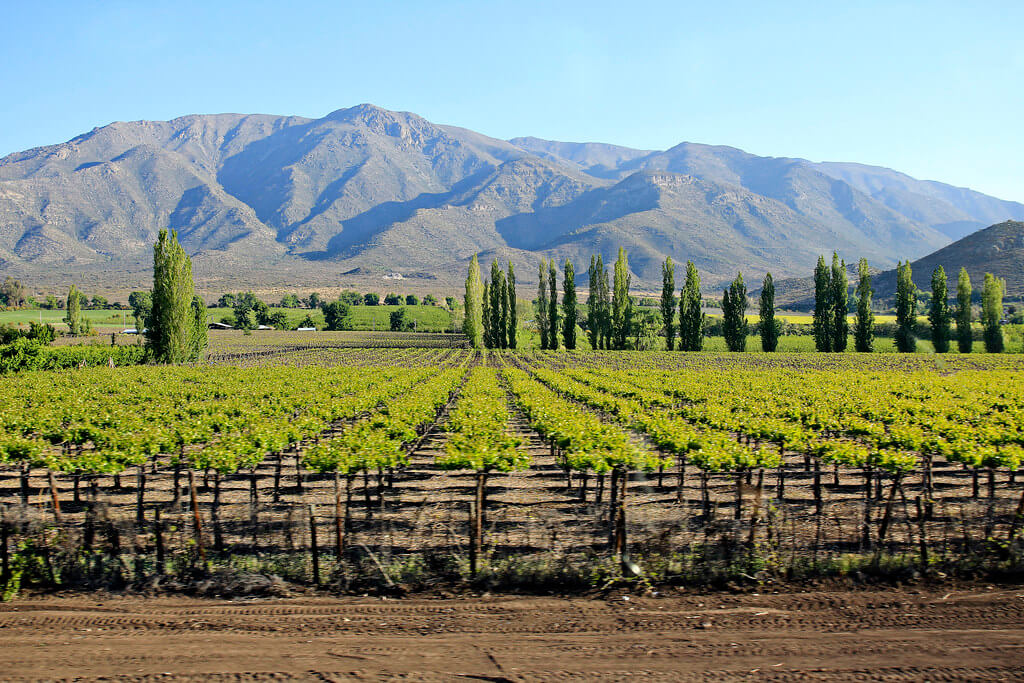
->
[[2, 0, 1022, 201]]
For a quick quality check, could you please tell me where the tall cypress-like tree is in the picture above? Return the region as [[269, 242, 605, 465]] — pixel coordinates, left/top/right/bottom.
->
[[854, 258, 874, 353], [587, 256, 600, 349], [660, 257, 676, 351], [982, 272, 1004, 353], [65, 284, 82, 335], [831, 253, 849, 352], [537, 259, 550, 349], [548, 259, 559, 350], [148, 229, 196, 363], [463, 254, 483, 348], [597, 258, 612, 349], [562, 259, 577, 350], [722, 272, 748, 352], [490, 261, 507, 348], [956, 267, 973, 353], [679, 261, 704, 352], [507, 261, 517, 349], [813, 255, 833, 352], [611, 247, 632, 350], [894, 260, 917, 353], [189, 295, 209, 361], [481, 280, 492, 348], [759, 272, 779, 352], [929, 266, 951, 353]]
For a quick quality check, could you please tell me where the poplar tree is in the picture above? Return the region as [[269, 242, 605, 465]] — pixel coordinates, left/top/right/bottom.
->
[[956, 267, 973, 353], [982, 272, 1005, 353], [679, 261, 704, 351], [894, 260, 917, 353], [507, 261, 517, 349], [499, 269, 510, 349], [482, 280, 492, 348], [722, 272, 748, 352], [831, 253, 849, 351], [587, 256, 600, 349], [813, 255, 832, 352], [611, 247, 632, 350], [660, 257, 676, 350], [463, 254, 483, 348], [189, 295, 209, 361], [597, 257, 612, 349], [548, 259, 560, 350], [929, 265, 951, 353], [148, 229, 197, 363], [759, 272, 779, 352], [490, 261, 506, 348], [65, 284, 82, 335], [562, 259, 577, 350], [537, 259, 550, 349], [854, 258, 875, 352]]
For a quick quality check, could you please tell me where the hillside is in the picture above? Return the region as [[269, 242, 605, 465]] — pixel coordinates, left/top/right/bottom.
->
[[1, 104, 1022, 296]]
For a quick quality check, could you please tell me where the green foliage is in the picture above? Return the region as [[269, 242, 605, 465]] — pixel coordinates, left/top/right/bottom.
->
[[390, 307, 414, 332], [489, 261, 507, 349], [463, 254, 483, 348], [562, 259, 577, 350], [482, 280, 492, 347], [384, 293, 402, 305], [507, 262, 518, 349], [929, 266, 951, 353], [321, 300, 353, 331], [363, 292, 380, 306], [440, 369, 524, 472], [982, 272, 1005, 353], [423, 294, 438, 306], [128, 291, 152, 330], [279, 293, 301, 308], [722, 272, 748, 352], [232, 292, 269, 331], [147, 229, 197, 363], [548, 259, 560, 350], [678, 261, 704, 351], [587, 255, 612, 350], [189, 295, 209, 361], [813, 255, 832, 352], [405, 294, 419, 306], [895, 261, 917, 353], [831, 253, 849, 352], [0, 341, 145, 374], [855, 258, 875, 353], [537, 259, 550, 350], [0, 276, 27, 309], [65, 284, 82, 335], [660, 257, 676, 351], [759, 272, 779, 352], [611, 247, 632, 350]]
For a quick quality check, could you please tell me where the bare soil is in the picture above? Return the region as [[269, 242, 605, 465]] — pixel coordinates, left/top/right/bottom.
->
[[1, 587, 1023, 681]]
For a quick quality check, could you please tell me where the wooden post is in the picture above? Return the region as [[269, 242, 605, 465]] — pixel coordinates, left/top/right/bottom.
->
[[154, 507, 165, 575], [734, 470, 744, 520], [136, 464, 146, 527], [877, 474, 902, 544], [1, 507, 9, 587], [334, 470, 345, 556], [19, 464, 30, 507], [676, 456, 686, 503], [613, 470, 628, 557], [915, 496, 928, 573], [295, 449, 304, 493], [188, 470, 205, 565], [308, 504, 320, 586], [212, 471, 224, 552], [47, 470, 62, 524], [1007, 485, 1024, 542], [813, 460, 822, 515]]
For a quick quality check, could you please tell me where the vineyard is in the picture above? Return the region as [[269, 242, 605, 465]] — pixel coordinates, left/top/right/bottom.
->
[[2, 346, 1024, 596]]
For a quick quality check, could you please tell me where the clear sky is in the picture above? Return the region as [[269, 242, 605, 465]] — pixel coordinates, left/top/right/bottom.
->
[[2, 0, 1022, 201]]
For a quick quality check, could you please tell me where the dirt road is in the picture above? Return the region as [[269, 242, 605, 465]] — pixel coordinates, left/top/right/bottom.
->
[[2, 587, 1023, 681]]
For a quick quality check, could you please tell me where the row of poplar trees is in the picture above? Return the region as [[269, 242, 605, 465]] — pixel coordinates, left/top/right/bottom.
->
[[463, 255, 517, 349], [814, 254, 1006, 353]]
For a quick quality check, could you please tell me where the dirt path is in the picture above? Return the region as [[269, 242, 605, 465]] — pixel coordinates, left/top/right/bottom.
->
[[2, 587, 1023, 681]]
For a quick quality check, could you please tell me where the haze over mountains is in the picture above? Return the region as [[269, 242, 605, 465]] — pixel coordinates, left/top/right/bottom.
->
[[1, 103, 1022, 295]]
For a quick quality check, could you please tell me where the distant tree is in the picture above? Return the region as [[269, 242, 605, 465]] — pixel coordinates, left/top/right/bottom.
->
[[813, 255, 832, 352], [632, 309, 660, 350], [233, 292, 269, 329], [611, 248, 632, 350], [499, 270, 510, 349], [482, 280, 492, 348], [306, 292, 322, 309], [279, 294, 301, 308], [405, 294, 420, 306], [537, 259, 550, 349], [338, 290, 362, 305], [463, 254, 483, 348], [189, 295, 209, 360], [217, 293, 237, 309], [660, 257, 676, 350], [65, 284, 82, 335], [587, 256, 600, 350], [87, 295, 107, 310], [507, 262, 518, 349], [423, 294, 438, 306], [547, 260, 560, 350], [128, 291, 152, 330], [147, 229, 197, 362], [854, 258, 874, 352], [266, 311, 289, 329], [562, 259, 577, 350], [929, 265, 951, 353], [598, 257, 612, 349], [41, 294, 59, 310], [363, 292, 380, 306], [321, 300, 353, 331], [759, 272, 780, 352], [722, 272, 748, 352], [490, 261, 507, 348], [384, 293, 402, 305], [831, 253, 848, 352], [956, 267, 973, 353], [982, 272, 1005, 353], [298, 313, 316, 329], [894, 260, 917, 353], [0, 276, 26, 308], [390, 307, 414, 332], [678, 261, 704, 351], [445, 296, 456, 309]]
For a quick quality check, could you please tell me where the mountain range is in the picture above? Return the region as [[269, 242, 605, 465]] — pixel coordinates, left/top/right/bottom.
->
[[1, 103, 1022, 297]]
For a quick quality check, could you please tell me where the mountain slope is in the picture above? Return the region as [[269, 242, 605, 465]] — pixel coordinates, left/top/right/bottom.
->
[[1, 105, 1021, 295]]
